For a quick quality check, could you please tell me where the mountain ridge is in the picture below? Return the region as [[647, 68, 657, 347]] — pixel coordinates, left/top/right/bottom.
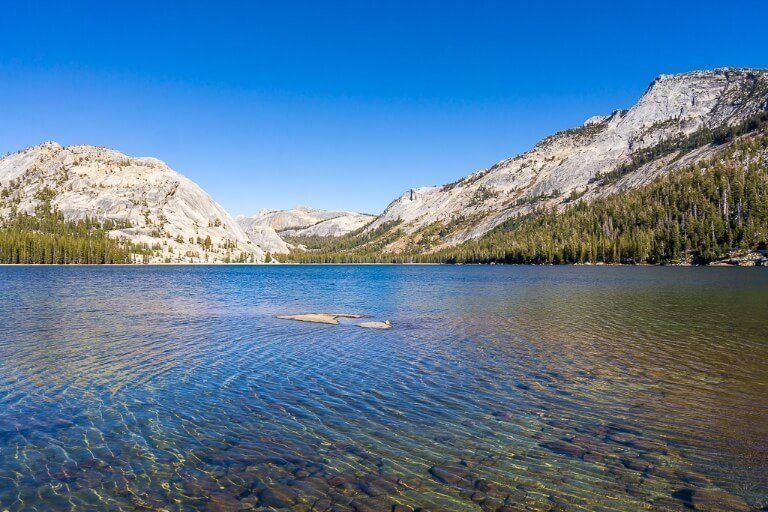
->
[[235, 206, 376, 254], [279, 67, 768, 263], [358, 67, 768, 253], [2, 67, 767, 264]]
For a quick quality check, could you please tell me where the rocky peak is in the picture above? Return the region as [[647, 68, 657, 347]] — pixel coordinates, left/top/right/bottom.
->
[[34, 141, 63, 151], [583, 115, 608, 127]]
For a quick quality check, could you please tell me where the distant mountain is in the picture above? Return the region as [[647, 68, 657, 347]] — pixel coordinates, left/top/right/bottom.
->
[[0, 142, 264, 263], [236, 206, 375, 254], [361, 68, 768, 250]]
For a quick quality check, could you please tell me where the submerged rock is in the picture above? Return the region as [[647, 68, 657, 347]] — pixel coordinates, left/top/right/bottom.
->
[[203, 493, 248, 512], [620, 457, 652, 472], [259, 486, 299, 508], [428, 465, 471, 485], [396, 477, 422, 490], [474, 478, 494, 493], [607, 432, 668, 453], [672, 488, 753, 511], [541, 440, 587, 458], [357, 321, 392, 329], [492, 411, 514, 421], [358, 476, 398, 497]]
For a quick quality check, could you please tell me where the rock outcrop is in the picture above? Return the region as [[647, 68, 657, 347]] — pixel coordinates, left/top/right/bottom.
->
[[0, 142, 264, 263], [237, 206, 375, 253]]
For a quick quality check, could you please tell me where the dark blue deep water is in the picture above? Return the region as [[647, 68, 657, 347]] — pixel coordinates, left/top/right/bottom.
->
[[0, 265, 766, 511]]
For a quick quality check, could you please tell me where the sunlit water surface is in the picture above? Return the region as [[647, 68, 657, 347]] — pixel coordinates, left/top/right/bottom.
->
[[0, 266, 766, 512]]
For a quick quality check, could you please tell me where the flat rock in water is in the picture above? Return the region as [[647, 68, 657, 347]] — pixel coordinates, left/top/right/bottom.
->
[[276, 313, 363, 325], [357, 321, 392, 329]]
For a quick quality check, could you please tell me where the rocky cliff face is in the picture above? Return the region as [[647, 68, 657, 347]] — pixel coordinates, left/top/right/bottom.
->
[[0, 142, 264, 263], [368, 68, 768, 250], [237, 206, 375, 253], [234, 215, 292, 255]]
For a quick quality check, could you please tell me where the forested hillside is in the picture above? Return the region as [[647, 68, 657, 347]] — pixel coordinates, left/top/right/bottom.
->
[[279, 130, 768, 265], [360, 68, 768, 249], [0, 190, 138, 264], [0, 142, 264, 263], [5, 130, 767, 265]]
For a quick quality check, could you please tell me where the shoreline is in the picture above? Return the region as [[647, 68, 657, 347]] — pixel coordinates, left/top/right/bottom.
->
[[0, 262, 764, 268]]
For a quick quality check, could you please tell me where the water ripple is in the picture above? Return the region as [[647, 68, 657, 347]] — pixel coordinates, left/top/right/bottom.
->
[[0, 265, 766, 511]]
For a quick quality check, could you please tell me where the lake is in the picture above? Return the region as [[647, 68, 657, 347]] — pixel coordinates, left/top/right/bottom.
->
[[0, 265, 766, 511]]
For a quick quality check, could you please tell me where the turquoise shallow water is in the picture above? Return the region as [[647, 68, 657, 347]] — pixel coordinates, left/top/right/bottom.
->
[[0, 265, 766, 511]]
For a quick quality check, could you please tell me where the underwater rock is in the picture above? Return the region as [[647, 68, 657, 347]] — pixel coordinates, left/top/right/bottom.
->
[[607, 432, 668, 453], [350, 497, 392, 512], [396, 477, 422, 490], [357, 320, 392, 329], [311, 498, 333, 511], [541, 440, 587, 458], [203, 493, 248, 512], [474, 478, 494, 493], [470, 491, 487, 503], [492, 411, 515, 421], [363, 476, 399, 497], [259, 485, 299, 508], [621, 457, 652, 472], [691, 489, 754, 512], [673, 488, 753, 511], [328, 474, 357, 489], [428, 465, 470, 485]]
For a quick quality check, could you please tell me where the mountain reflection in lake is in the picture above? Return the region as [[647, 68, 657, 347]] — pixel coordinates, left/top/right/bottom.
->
[[1, 266, 766, 511]]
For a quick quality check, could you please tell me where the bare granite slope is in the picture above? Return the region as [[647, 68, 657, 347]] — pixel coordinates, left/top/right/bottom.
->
[[0, 142, 264, 263], [367, 67, 768, 250], [237, 206, 375, 253]]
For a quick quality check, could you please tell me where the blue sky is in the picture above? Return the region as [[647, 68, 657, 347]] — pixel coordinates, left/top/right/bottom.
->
[[2, 1, 767, 215]]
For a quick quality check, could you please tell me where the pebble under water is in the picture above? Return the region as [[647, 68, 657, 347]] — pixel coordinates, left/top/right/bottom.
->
[[0, 265, 766, 512]]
